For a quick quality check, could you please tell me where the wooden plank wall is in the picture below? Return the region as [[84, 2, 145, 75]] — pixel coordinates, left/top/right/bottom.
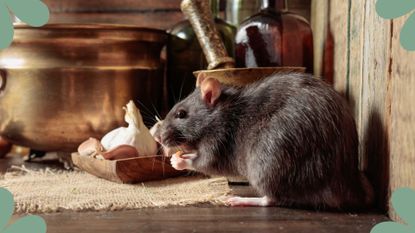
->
[[43, 0, 184, 29], [312, 0, 415, 217], [43, 0, 311, 30], [389, 16, 415, 218]]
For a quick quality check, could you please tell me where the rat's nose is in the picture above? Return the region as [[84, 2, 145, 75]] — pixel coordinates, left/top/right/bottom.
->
[[160, 129, 173, 145]]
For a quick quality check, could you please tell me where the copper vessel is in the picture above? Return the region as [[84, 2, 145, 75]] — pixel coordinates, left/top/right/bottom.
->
[[0, 24, 167, 152]]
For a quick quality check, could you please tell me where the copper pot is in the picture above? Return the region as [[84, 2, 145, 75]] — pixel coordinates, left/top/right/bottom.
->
[[0, 24, 167, 152], [1, 24, 166, 68]]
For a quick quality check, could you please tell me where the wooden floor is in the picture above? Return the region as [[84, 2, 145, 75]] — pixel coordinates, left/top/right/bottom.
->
[[2, 154, 387, 233], [38, 207, 386, 233]]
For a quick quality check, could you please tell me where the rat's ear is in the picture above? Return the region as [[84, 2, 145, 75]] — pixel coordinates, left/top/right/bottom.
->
[[196, 72, 207, 87], [200, 77, 221, 107]]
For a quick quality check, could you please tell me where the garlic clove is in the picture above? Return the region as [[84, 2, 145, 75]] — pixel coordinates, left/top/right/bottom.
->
[[78, 137, 104, 157]]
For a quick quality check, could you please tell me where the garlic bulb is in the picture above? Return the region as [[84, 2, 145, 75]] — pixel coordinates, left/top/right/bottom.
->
[[100, 100, 158, 156]]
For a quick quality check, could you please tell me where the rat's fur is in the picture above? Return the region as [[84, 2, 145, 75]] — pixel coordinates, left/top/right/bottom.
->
[[156, 73, 373, 211]]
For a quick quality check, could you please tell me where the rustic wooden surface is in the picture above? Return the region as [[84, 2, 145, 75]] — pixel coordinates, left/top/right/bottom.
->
[[389, 15, 415, 220], [310, 0, 328, 77], [347, 0, 365, 128], [32, 207, 385, 233], [43, 0, 183, 11], [43, 0, 312, 30], [320, 0, 415, 219], [358, 1, 392, 214], [48, 12, 184, 29], [327, 0, 349, 94], [324, 0, 391, 211], [44, 0, 183, 29]]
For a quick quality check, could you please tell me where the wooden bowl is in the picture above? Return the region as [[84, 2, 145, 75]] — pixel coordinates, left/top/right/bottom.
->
[[71, 153, 184, 184]]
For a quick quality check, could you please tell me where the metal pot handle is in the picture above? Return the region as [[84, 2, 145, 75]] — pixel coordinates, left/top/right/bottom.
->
[[0, 70, 7, 93]]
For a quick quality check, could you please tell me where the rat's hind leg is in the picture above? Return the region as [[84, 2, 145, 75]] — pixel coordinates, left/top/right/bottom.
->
[[226, 196, 275, 207]]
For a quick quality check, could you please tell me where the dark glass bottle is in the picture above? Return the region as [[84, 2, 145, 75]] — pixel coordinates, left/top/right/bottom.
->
[[167, 0, 235, 108], [225, 0, 260, 27], [235, 0, 314, 73]]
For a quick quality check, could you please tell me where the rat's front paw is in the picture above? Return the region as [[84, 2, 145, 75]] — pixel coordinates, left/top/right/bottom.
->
[[170, 153, 196, 170]]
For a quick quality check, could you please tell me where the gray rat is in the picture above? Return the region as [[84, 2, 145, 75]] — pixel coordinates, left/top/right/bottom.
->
[[154, 72, 373, 210]]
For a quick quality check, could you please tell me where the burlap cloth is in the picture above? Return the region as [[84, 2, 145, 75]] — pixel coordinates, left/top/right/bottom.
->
[[0, 167, 231, 214]]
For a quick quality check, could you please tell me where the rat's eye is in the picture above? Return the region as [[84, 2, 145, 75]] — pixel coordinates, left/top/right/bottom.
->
[[175, 110, 187, 119]]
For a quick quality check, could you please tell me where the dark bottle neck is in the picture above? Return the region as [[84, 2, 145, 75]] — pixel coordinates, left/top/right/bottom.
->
[[261, 0, 288, 11], [210, 0, 220, 17]]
